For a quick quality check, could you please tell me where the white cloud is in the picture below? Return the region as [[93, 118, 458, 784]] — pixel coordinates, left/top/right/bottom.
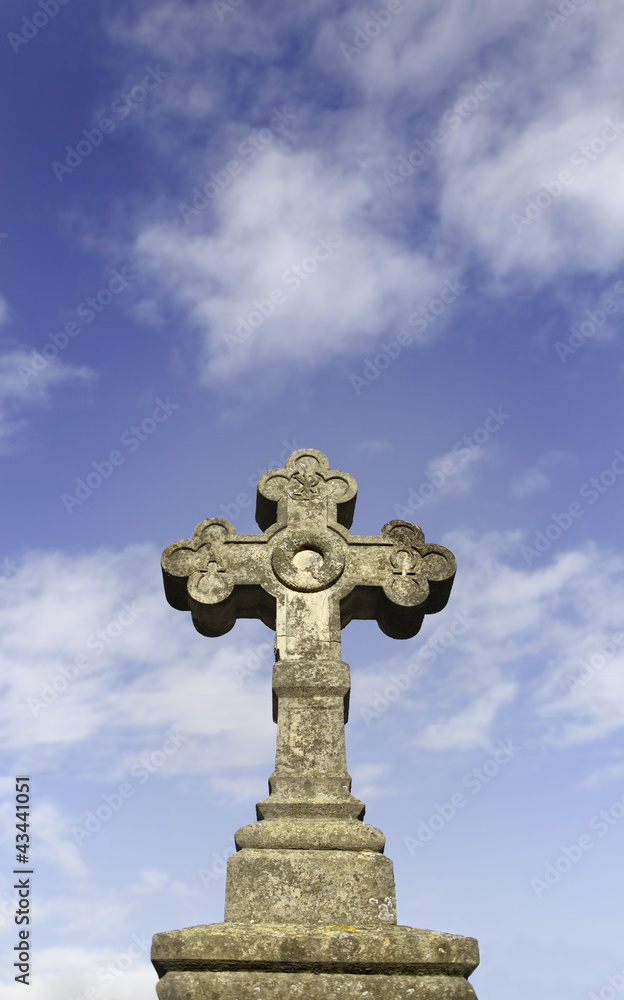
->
[[0, 945, 154, 1000], [511, 467, 551, 498], [34, 895, 131, 939], [353, 439, 393, 458], [133, 147, 449, 387], [130, 868, 199, 898], [131, 867, 169, 892], [28, 802, 88, 879], [5, 530, 624, 773], [350, 762, 398, 801], [536, 653, 624, 746], [100, 0, 624, 384], [355, 530, 624, 750], [327, 0, 543, 101], [434, 2, 624, 282], [425, 443, 486, 499], [0, 348, 94, 451], [0, 545, 274, 776], [418, 681, 517, 751], [0, 295, 10, 328], [446, 533, 624, 748], [511, 450, 576, 498], [579, 758, 624, 788]]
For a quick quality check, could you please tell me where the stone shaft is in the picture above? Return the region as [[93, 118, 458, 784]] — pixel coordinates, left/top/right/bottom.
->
[[258, 659, 362, 821]]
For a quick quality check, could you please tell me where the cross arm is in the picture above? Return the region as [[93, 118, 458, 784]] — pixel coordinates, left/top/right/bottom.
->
[[161, 517, 276, 637], [339, 520, 456, 639]]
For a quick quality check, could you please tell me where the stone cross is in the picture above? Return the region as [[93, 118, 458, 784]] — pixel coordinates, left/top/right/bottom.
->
[[160, 447, 457, 925], [153, 449, 480, 1000]]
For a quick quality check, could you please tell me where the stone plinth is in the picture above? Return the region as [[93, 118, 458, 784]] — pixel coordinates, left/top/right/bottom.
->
[[153, 923, 479, 1000]]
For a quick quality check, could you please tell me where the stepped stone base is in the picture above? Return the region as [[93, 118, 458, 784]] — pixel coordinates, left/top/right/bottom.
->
[[152, 922, 479, 1000]]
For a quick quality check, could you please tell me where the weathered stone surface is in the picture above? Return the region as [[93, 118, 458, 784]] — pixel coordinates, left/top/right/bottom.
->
[[224, 850, 396, 926], [152, 922, 479, 976], [156, 971, 477, 999], [153, 924, 479, 999], [234, 818, 385, 852], [254, 658, 364, 826]]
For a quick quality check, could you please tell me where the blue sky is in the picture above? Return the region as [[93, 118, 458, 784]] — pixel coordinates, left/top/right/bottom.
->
[[1, 1, 624, 998]]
